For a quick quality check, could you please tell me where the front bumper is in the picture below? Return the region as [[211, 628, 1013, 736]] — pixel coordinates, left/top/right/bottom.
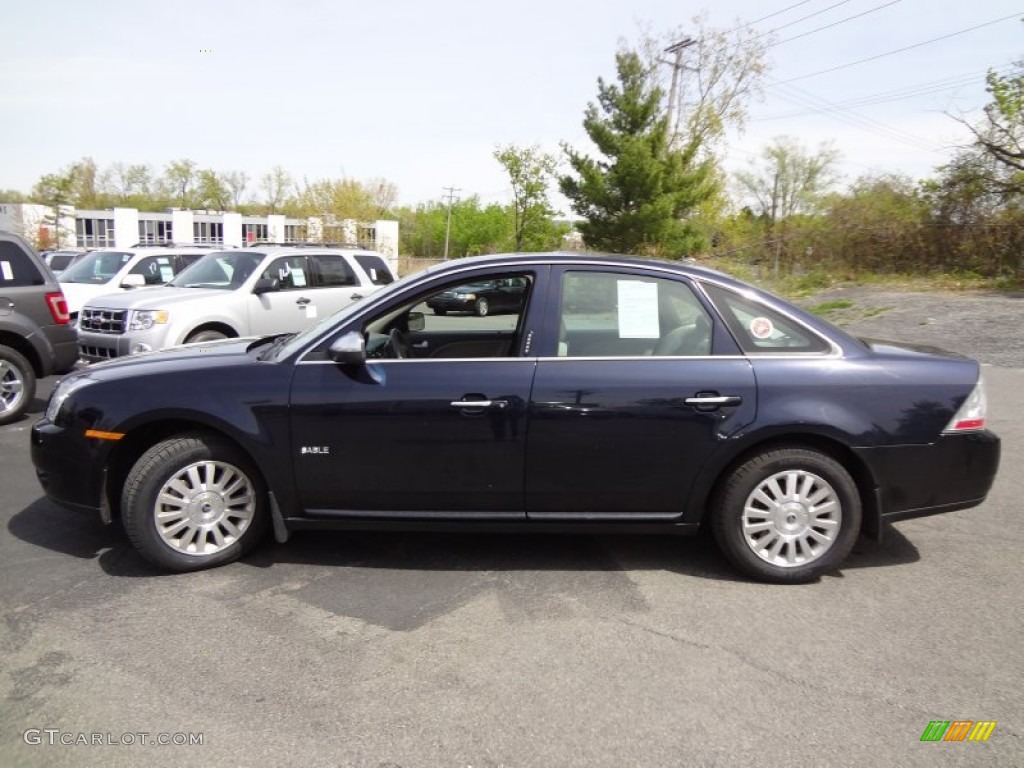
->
[[31, 419, 109, 517]]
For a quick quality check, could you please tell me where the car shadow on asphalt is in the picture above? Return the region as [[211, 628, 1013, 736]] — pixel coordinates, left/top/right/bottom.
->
[[8, 499, 920, 582]]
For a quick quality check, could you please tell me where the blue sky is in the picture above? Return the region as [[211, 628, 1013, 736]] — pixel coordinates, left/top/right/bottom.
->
[[1, 0, 1021, 211]]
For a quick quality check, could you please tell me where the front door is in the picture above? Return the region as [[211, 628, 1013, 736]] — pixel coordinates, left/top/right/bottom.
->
[[288, 267, 546, 517]]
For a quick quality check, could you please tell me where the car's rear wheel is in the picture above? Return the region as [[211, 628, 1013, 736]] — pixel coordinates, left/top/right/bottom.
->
[[475, 298, 490, 317], [711, 447, 861, 584], [186, 329, 228, 343], [432, 308, 447, 316], [122, 433, 268, 572], [0, 345, 35, 426]]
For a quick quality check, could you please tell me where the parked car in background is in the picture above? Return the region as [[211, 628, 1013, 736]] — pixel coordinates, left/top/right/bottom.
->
[[32, 252, 999, 582], [0, 231, 76, 425], [425, 277, 527, 316], [58, 245, 213, 318], [76, 246, 394, 362], [43, 249, 89, 276]]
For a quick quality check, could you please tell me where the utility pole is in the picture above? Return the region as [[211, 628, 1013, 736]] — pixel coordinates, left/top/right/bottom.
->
[[662, 37, 696, 144], [442, 185, 460, 260]]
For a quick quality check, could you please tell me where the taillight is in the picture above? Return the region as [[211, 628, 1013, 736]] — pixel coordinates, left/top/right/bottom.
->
[[45, 292, 70, 325], [943, 374, 988, 433]]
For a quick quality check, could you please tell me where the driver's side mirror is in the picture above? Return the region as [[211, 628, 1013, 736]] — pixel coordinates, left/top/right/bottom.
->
[[253, 277, 279, 295], [328, 331, 366, 366], [121, 274, 146, 289], [407, 311, 425, 332]]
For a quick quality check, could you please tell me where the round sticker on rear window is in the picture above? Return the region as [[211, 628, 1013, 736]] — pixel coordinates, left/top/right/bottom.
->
[[750, 317, 774, 339]]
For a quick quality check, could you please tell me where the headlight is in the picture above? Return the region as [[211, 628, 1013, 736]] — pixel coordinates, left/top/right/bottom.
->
[[129, 310, 169, 331], [458, 293, 477, 300], [45, 376, 96, 424]]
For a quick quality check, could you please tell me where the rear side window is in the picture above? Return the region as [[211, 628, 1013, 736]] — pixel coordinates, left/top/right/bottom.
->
[[703, 284, 831, 354], [0, 241, 44, 286], [354, 254, 394, 285], [313, 254, 358, 287]]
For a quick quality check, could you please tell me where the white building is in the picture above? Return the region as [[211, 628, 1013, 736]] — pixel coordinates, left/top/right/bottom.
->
[[0, 203, 399, 262]]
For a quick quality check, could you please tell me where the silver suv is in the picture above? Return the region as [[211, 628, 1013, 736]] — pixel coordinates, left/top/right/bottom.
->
[[0, 231, 77, 424], [77, 246, 395, 362]]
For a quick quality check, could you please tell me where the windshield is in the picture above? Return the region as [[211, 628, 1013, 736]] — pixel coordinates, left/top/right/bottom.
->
[[169, 251, 264, 289], [58, 250, 132, 284]]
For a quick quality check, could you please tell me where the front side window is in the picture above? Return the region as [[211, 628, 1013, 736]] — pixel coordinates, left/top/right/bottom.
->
[[128, 256, 176, 285], [557, 271, 712, 358], [358, 272, 535, 360], [702, 284, 831, 354], [262, 256, 310, 291]]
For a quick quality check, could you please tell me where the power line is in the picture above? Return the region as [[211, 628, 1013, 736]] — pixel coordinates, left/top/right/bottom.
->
[[769, 0, 902, 47], [777, 12, 1024, 85], [724, 0, 818, 34]]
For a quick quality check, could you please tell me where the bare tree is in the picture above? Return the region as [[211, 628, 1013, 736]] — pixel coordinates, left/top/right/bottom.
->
[[260, 166, 294, 214], [222, 171, 250, 210]]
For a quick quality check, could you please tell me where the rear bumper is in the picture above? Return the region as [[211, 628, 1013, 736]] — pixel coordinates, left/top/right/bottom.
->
[[855, 430, 1000, 522]]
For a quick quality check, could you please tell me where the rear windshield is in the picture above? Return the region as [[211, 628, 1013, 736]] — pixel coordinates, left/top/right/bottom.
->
[[59, 250, 132, 284]]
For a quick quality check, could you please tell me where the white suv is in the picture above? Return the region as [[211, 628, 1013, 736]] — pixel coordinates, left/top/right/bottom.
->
[[58, 245, 213, 318], [76, 246, 395, 362]]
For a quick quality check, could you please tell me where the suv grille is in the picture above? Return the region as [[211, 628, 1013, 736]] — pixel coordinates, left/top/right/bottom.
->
[[80, 308, 128, 335]]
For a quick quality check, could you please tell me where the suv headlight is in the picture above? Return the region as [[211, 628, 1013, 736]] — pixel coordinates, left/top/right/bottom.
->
[[45, 376, 96, 424], [130, 310, 169, 331]]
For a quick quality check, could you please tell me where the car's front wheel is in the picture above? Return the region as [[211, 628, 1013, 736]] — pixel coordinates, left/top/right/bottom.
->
[[186, 329, 228, 343], [711, 447, 861, 584], [0, 345, 35, 426], [121, 433, 268, 572], [475, 298, 490, 317]]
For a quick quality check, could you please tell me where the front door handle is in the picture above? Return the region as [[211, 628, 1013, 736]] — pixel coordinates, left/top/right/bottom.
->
[[450, 399, 509, 410], [351, 293, 364, 301], [296, 297, 311, 306]]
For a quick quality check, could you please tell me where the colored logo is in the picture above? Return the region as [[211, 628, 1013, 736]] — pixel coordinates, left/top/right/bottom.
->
[[920, 721, 996, 742]]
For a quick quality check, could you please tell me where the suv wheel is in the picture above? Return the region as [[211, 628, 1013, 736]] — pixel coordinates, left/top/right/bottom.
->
[[0, 345, 36, 426]]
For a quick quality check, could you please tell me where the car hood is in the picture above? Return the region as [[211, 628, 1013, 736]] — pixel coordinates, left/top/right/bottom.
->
[[77, 336, 260, 380], [60, 282, 120, 314], [81, 285, 235, 311]]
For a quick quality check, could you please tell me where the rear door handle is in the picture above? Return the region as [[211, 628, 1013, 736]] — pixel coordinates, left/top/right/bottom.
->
[[296, 297, 311, 305], [351, 293, 364, 301], [684, 395, 742, 406]]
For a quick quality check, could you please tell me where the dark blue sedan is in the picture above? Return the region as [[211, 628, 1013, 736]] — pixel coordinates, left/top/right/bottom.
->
[[31, 253, 1000, 583]]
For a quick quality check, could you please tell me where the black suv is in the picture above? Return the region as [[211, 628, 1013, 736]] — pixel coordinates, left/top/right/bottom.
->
[[0, 232, 77, 425]]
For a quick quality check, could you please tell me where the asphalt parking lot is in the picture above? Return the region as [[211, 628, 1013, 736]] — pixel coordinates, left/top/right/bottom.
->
[[2, 295, 1022, 767]]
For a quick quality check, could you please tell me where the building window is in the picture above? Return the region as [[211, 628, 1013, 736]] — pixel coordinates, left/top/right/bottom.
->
[[284, 224, 306, 243], [138, 220, 173, 245], [243, 223, 268, 245], [76, 218, 115, 248], [193, 221, 224, 245]]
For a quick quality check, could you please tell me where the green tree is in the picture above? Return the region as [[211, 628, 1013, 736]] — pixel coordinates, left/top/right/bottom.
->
[[163, 159, 198, 208], [260, 166, 294, 214], [559, 50, 714, 257], [734, 136, 840, 275], [195, 168, 230, 210], [639, 12, 770, 155], [31, 169, 78, 247], [956, 65, 1024, 196], [494, 144, 560, 250]]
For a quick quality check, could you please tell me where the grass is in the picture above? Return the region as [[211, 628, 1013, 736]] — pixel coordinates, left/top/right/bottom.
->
[[808, 299, 855, 315]]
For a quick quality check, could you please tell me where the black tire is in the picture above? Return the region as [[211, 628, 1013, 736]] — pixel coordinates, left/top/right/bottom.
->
[[0, 345, 36, 426], [121, 433, 268, 572], [432, 308, 447, 316], [711, 447, 861, 584], [475, 298, 490, 317], [186, 329, 228, 343]]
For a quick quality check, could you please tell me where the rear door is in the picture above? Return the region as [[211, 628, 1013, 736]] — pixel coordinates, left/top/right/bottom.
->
[[526, 266, 757, 518]]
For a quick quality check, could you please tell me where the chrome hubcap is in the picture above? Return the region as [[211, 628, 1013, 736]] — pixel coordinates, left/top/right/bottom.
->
[[742, 469, 842, 568], [154, 460, 256, 556], [0, 361, 25, 414]]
